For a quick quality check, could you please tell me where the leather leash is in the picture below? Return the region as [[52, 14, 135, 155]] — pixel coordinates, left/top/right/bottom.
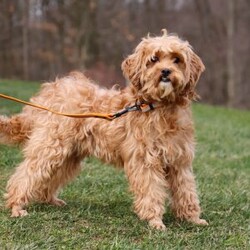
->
[[0, 93, 156, 121]]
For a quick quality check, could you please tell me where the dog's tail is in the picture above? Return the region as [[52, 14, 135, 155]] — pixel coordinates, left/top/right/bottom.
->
[[0, 114, 31, 146]]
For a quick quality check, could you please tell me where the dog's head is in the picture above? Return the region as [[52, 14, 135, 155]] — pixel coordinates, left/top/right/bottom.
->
[[122, 29, 205, 105]]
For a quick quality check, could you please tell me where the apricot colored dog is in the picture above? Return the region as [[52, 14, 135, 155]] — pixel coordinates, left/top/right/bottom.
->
[[0, 30, 208, 230]]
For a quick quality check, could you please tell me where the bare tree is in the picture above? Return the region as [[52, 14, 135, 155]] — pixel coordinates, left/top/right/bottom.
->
[[22, 0, 30, 80], [0, 0, 15, 78], [227, 0, 235, 107]]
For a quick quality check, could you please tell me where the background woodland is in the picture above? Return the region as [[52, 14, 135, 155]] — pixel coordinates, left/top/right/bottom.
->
[[0, 0, 249, 108]]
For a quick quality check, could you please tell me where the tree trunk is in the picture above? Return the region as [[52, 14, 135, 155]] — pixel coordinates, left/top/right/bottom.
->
[[227, 0, 235, 107], [22, 0, 30, 80]]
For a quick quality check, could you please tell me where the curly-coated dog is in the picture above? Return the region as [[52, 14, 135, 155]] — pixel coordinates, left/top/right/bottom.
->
[[0, 30, 208, 230]]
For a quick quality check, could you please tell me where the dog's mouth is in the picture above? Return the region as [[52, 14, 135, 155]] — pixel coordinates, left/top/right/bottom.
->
[[159, 75, 173, 97], [160, 76, 171, 83]]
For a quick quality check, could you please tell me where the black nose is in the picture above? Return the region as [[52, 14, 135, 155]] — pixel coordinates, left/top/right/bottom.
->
[[161, 69, 171, 77]]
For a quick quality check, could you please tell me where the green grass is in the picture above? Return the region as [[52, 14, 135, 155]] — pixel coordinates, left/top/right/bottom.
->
[[0, 79, 249, 249]]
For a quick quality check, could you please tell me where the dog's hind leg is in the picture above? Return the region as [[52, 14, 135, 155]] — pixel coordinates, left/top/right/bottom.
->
[[42, 154, 82, 206], [5, 127, 77, 217]]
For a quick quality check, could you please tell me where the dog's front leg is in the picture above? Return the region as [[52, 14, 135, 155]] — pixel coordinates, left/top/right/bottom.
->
[[168, 165, 208, 225], [125, 162, 168, 230]]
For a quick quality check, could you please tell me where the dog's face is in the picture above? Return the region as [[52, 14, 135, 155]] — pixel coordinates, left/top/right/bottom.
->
[[122, 30, 205, 104]]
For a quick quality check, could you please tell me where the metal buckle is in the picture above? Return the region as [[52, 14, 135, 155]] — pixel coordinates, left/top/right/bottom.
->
[[140, 103, 154, 112]]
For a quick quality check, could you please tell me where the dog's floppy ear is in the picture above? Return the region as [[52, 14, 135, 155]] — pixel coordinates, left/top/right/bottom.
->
[[122, 47, 146, 90], [122, 54, 136, 82], [182, 51, 205, 100], [189, 52, 205, 86]]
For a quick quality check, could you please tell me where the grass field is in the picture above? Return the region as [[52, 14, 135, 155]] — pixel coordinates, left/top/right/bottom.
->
[[0, 79, 249, 249]]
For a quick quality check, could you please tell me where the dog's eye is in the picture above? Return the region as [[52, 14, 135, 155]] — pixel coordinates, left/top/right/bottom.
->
[[151, 56, 159, 63], [173, 57, 180, 64]]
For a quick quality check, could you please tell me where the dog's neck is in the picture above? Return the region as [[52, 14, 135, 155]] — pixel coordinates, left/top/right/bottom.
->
[[122, 86, 191, 112]]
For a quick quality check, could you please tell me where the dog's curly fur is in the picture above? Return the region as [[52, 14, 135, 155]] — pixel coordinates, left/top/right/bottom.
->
[[0, 30, 208, 230]]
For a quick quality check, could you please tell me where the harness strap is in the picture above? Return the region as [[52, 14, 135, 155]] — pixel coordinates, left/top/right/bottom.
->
[[0, 93, 157, 121]]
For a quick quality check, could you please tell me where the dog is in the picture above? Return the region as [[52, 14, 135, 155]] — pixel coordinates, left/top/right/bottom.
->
[[0, 29, 208, 230]]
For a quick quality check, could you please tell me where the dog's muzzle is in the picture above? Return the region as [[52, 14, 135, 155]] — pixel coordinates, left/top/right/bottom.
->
[[161, 69, 171, 83]]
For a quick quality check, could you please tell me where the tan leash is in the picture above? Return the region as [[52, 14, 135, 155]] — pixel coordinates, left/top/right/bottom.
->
[[0, 93, 156, 120]]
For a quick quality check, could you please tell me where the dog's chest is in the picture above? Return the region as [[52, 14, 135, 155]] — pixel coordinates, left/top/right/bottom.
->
[[140, 113, 195, 165]]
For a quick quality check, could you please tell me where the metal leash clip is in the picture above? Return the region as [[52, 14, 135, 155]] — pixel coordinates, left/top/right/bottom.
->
[[111, 101, 155, 119]]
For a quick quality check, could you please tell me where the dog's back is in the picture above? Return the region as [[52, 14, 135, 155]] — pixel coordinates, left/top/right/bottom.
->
[[0, 71, 118, 146]]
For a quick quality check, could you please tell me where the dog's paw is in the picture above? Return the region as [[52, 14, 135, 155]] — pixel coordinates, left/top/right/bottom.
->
[[11, 209, 28, 217], [149, 219, 166, 231], [50, 198, 67, 207], [190, 218, 209, 226]]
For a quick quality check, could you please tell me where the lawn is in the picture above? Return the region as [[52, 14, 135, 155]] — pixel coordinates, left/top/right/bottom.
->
[[0, 79, 249, 249]]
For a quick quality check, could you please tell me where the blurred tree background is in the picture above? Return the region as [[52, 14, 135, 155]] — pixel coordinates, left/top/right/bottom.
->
[[0, 0, 249, 109]]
